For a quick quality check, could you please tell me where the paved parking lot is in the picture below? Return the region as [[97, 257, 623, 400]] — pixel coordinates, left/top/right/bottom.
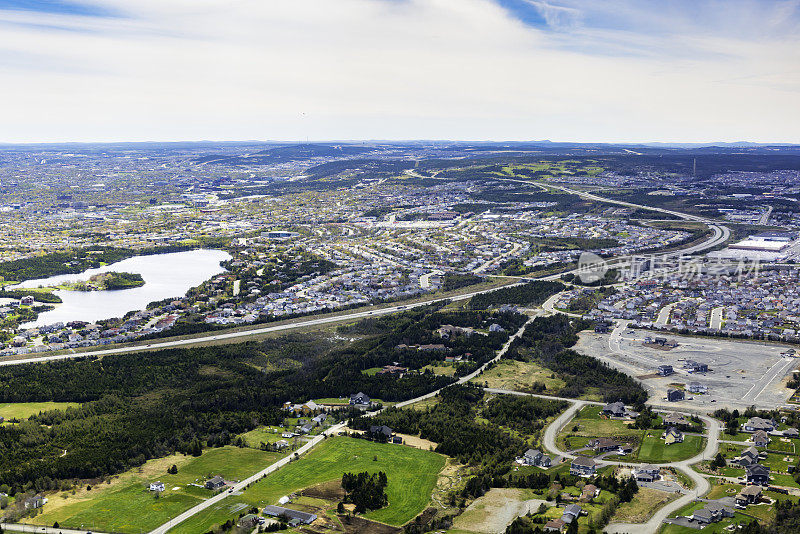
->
[[575, 328, 799, 411]]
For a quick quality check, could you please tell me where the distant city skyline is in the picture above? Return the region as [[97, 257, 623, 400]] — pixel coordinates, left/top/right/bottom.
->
[[1, 0, 798, 143]]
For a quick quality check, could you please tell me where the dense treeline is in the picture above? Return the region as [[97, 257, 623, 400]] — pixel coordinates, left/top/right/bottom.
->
[[441, 273, 483, 292], [351, 384, 529, 468], [0, 289, 61, 303], [469, 281, 564, 310], [352, 384, 565, 483], [506, 315, 647, 404], [341, 471, 388, 513], [482, 395, 568, 435]]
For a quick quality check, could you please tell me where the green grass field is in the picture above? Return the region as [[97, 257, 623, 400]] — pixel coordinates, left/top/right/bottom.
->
[[472, 359, 566, 393], [31, 446, 283, 533], [0, 401, 81, 422], [238, 426, 292, 447], [171, 437, 446, 533], [636, 435, 705, 463]]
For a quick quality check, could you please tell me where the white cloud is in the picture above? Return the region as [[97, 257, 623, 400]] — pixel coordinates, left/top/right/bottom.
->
[[0, 0, 797, 142]]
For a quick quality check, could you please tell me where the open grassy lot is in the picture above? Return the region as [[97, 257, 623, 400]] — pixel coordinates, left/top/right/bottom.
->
[[558, 407, 704, 462], [637, 435, 705, 463], [610, 487, 678, 524], [170, 437, 446, 533], [422, 363, 457, 376], [238, 426, 294, 447], [472, 359, 566, 393], [0, 401, 81, 421], [557, 405, 641, 450], [30, 446, 283, 533]]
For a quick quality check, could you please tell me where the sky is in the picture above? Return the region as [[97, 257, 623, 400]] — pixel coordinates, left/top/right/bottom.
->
[[0, 0, 798, 143]]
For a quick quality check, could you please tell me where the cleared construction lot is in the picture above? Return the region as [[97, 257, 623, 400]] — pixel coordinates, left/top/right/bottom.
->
[[575, 327, 799, 411]]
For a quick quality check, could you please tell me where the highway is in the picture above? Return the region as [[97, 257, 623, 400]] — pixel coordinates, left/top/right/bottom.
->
[[0, 285, 522, 368], [0, 172, 731, 370]]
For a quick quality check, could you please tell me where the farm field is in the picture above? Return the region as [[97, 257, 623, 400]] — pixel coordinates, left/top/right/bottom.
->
[[29, 446, 283, 533], [170, 437, 446, 534], [0, 401, 81, 422]]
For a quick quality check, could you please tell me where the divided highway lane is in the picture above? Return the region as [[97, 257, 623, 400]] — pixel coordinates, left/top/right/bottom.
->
[[0, 284, 526, 368]]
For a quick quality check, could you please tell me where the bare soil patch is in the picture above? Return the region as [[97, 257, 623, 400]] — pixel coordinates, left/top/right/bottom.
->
[[301, 479, 346, 501]]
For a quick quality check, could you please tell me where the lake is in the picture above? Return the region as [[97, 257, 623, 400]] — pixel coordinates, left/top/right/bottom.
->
[[13, 248, 231, 327]]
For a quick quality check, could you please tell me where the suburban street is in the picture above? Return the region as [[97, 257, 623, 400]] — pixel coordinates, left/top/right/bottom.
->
[[483, 387, 722, 534]]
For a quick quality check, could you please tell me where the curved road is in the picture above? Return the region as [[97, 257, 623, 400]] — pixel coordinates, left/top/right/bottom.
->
[[482, 388, 722, 534]]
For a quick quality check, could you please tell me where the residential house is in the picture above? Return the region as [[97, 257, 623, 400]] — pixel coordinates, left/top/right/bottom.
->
[[544, 518, 565, 532], [300, 422, 315, 434], [662, 412, 688, 428], [684, 360, 709, 373], [312, 413, 328, 425], [377, 364, 408, 375], [704, 501, 736, 520], [691, 501, 735, 525], [783, 427, 799, 438], [349, 392, 371, 406], [662, 427, 684, 445], [262, 505, 317, 525], [691, 508, 716, 525], [687, 381, 707, 394], [746, 464, 770, 485], [657, 365, 674, 376], [580, 484, 599, 502], [734, 446, 762, 467], [590, 437, 624, 453], [743, 417, 775, 433], [22, 495, 46, 510], [666, 388, 685, 402], [735, 486, 762, 508], [561, 504, 582, 524], [369, 425, 393, 440], [752, 430, 770, 448], [436, 324, 475, 339], [237, 514, 263, 529], [570, 457, 596, 477], [518, 449, 551, 467], [205, 475, 226, 490], [602, 401, 629, 418], [633, 465, 661, 483], [149, 481, 165, 492], [275, 439, 289, 450]]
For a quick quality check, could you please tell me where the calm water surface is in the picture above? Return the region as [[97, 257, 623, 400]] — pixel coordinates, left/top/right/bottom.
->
[[14, 249, 231, 327]]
